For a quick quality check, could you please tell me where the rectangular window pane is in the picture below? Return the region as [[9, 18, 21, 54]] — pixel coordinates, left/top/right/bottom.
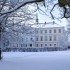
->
[[45, 44, 47, 46], [21, 44, 23, 47], [49, 36, 52, 41], [26, 44, 27, 47], [59, 29, 61, 33], [49, 30, 52, 33], [36, 44, 38, 47], [40, 36, 43, 41], [54, 35, 57, 41], [30, 44, 32, 47], [45, 30, 47, 33], [36, 36, 39, 41], [45, 36, 47, 41], [41, 44, 43, 47], [36, 30, 38, 34], [54, 29, 56, 33], [54, 44, 56, 47]]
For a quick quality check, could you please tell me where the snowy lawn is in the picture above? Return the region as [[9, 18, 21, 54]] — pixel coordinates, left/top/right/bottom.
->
[[0, 50, 70, 70]]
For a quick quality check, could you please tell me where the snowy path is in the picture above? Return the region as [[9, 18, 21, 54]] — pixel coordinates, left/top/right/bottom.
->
[[0, 51, 70, 70]]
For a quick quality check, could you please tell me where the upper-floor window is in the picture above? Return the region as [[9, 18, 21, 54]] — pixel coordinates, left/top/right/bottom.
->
[[45, 36, 47, 41], [54, 29, 56, 33], [49, 36, 52, 41], [36, 44, 38, 47], [54, 35, 57, 41], [36, 30, 38, 34], [54, 44, 56, 47], [36, 36, 39, 41], [26, 38, 28, 41], [59, 29, 61, 33], [45, 30, 47, 33], [40, 36, 43, 41], [30, 38, 34, 41], [17, 44, 18, 47], [26, 44, 27, 47], [21, 44, 23, 47], [41, 44, 43, 47], [49, 30, 52, 33], [40, 30, 43, 34]]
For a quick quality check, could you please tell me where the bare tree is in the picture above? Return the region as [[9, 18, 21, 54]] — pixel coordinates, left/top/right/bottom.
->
[[0, 0, 35, 48], [0, 0, 70, 49]]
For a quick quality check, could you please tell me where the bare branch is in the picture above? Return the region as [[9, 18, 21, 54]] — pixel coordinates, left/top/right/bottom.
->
[[0, 0, 44, 16], [50, 3, 58, 19]]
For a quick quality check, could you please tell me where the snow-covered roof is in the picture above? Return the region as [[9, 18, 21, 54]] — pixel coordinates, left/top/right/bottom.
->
[[31, 23, 64, 28]]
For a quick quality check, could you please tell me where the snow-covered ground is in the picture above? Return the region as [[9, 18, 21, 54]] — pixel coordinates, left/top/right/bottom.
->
[[0, 50, 70, 70]]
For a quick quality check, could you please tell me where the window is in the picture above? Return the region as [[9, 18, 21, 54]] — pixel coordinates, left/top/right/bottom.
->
[[21, 44, 23, 47], [36, 44, 38, 47], [26, 38, 28, 41], [30, 44, 32, 47], [17, 44, 18, 47], [26, 44, 27, 47], [36, 30, 38, 34], [45, 44, 47, 46], [31, 38, 32, 40], [41, 44, 43, 47], [45, 36, 47, 41], [54, 44, 56, 47], [21, 44, 25, 47], [23, 44, 25, 47], [49, 30, 52, 33], [40, 36, 43, 41], [54, 35, 57, 41], [54, 29, 56, 33], [59, 29, 61, 33], [40, 30, 43, 34], [45, 30, 47, 33], [36, 36, 39, 41], [49, 36, 52, 41], [49, 44, 52, 46], [31, 38, 33, 41]]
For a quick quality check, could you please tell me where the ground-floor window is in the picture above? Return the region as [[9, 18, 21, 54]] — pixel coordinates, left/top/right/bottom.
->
[[41, 44, 43, 47], [45, 44, 47, 46], [36, 44, 38, 47], [30, 44, 32, 47], [26, 44, 27, 47], [49, 44, 52, 46], [21, 44, 23, 47], [54, 44, 56, 47]]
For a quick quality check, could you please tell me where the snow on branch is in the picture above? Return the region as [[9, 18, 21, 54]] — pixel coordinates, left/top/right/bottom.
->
[[0, 0, 44, 16]]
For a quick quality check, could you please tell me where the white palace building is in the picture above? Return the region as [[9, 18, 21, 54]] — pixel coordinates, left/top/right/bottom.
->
[[6, 22, 68, 52], [33, 23, 66, 47]]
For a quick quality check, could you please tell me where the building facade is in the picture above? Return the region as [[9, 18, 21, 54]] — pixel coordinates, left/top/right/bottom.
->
[[32, 23, 67, 50], [4, 23, 68, 51]]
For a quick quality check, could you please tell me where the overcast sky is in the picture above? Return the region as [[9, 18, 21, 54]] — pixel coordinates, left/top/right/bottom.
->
[[38, 13, 67, 27], [31, 1, 68, 28]]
